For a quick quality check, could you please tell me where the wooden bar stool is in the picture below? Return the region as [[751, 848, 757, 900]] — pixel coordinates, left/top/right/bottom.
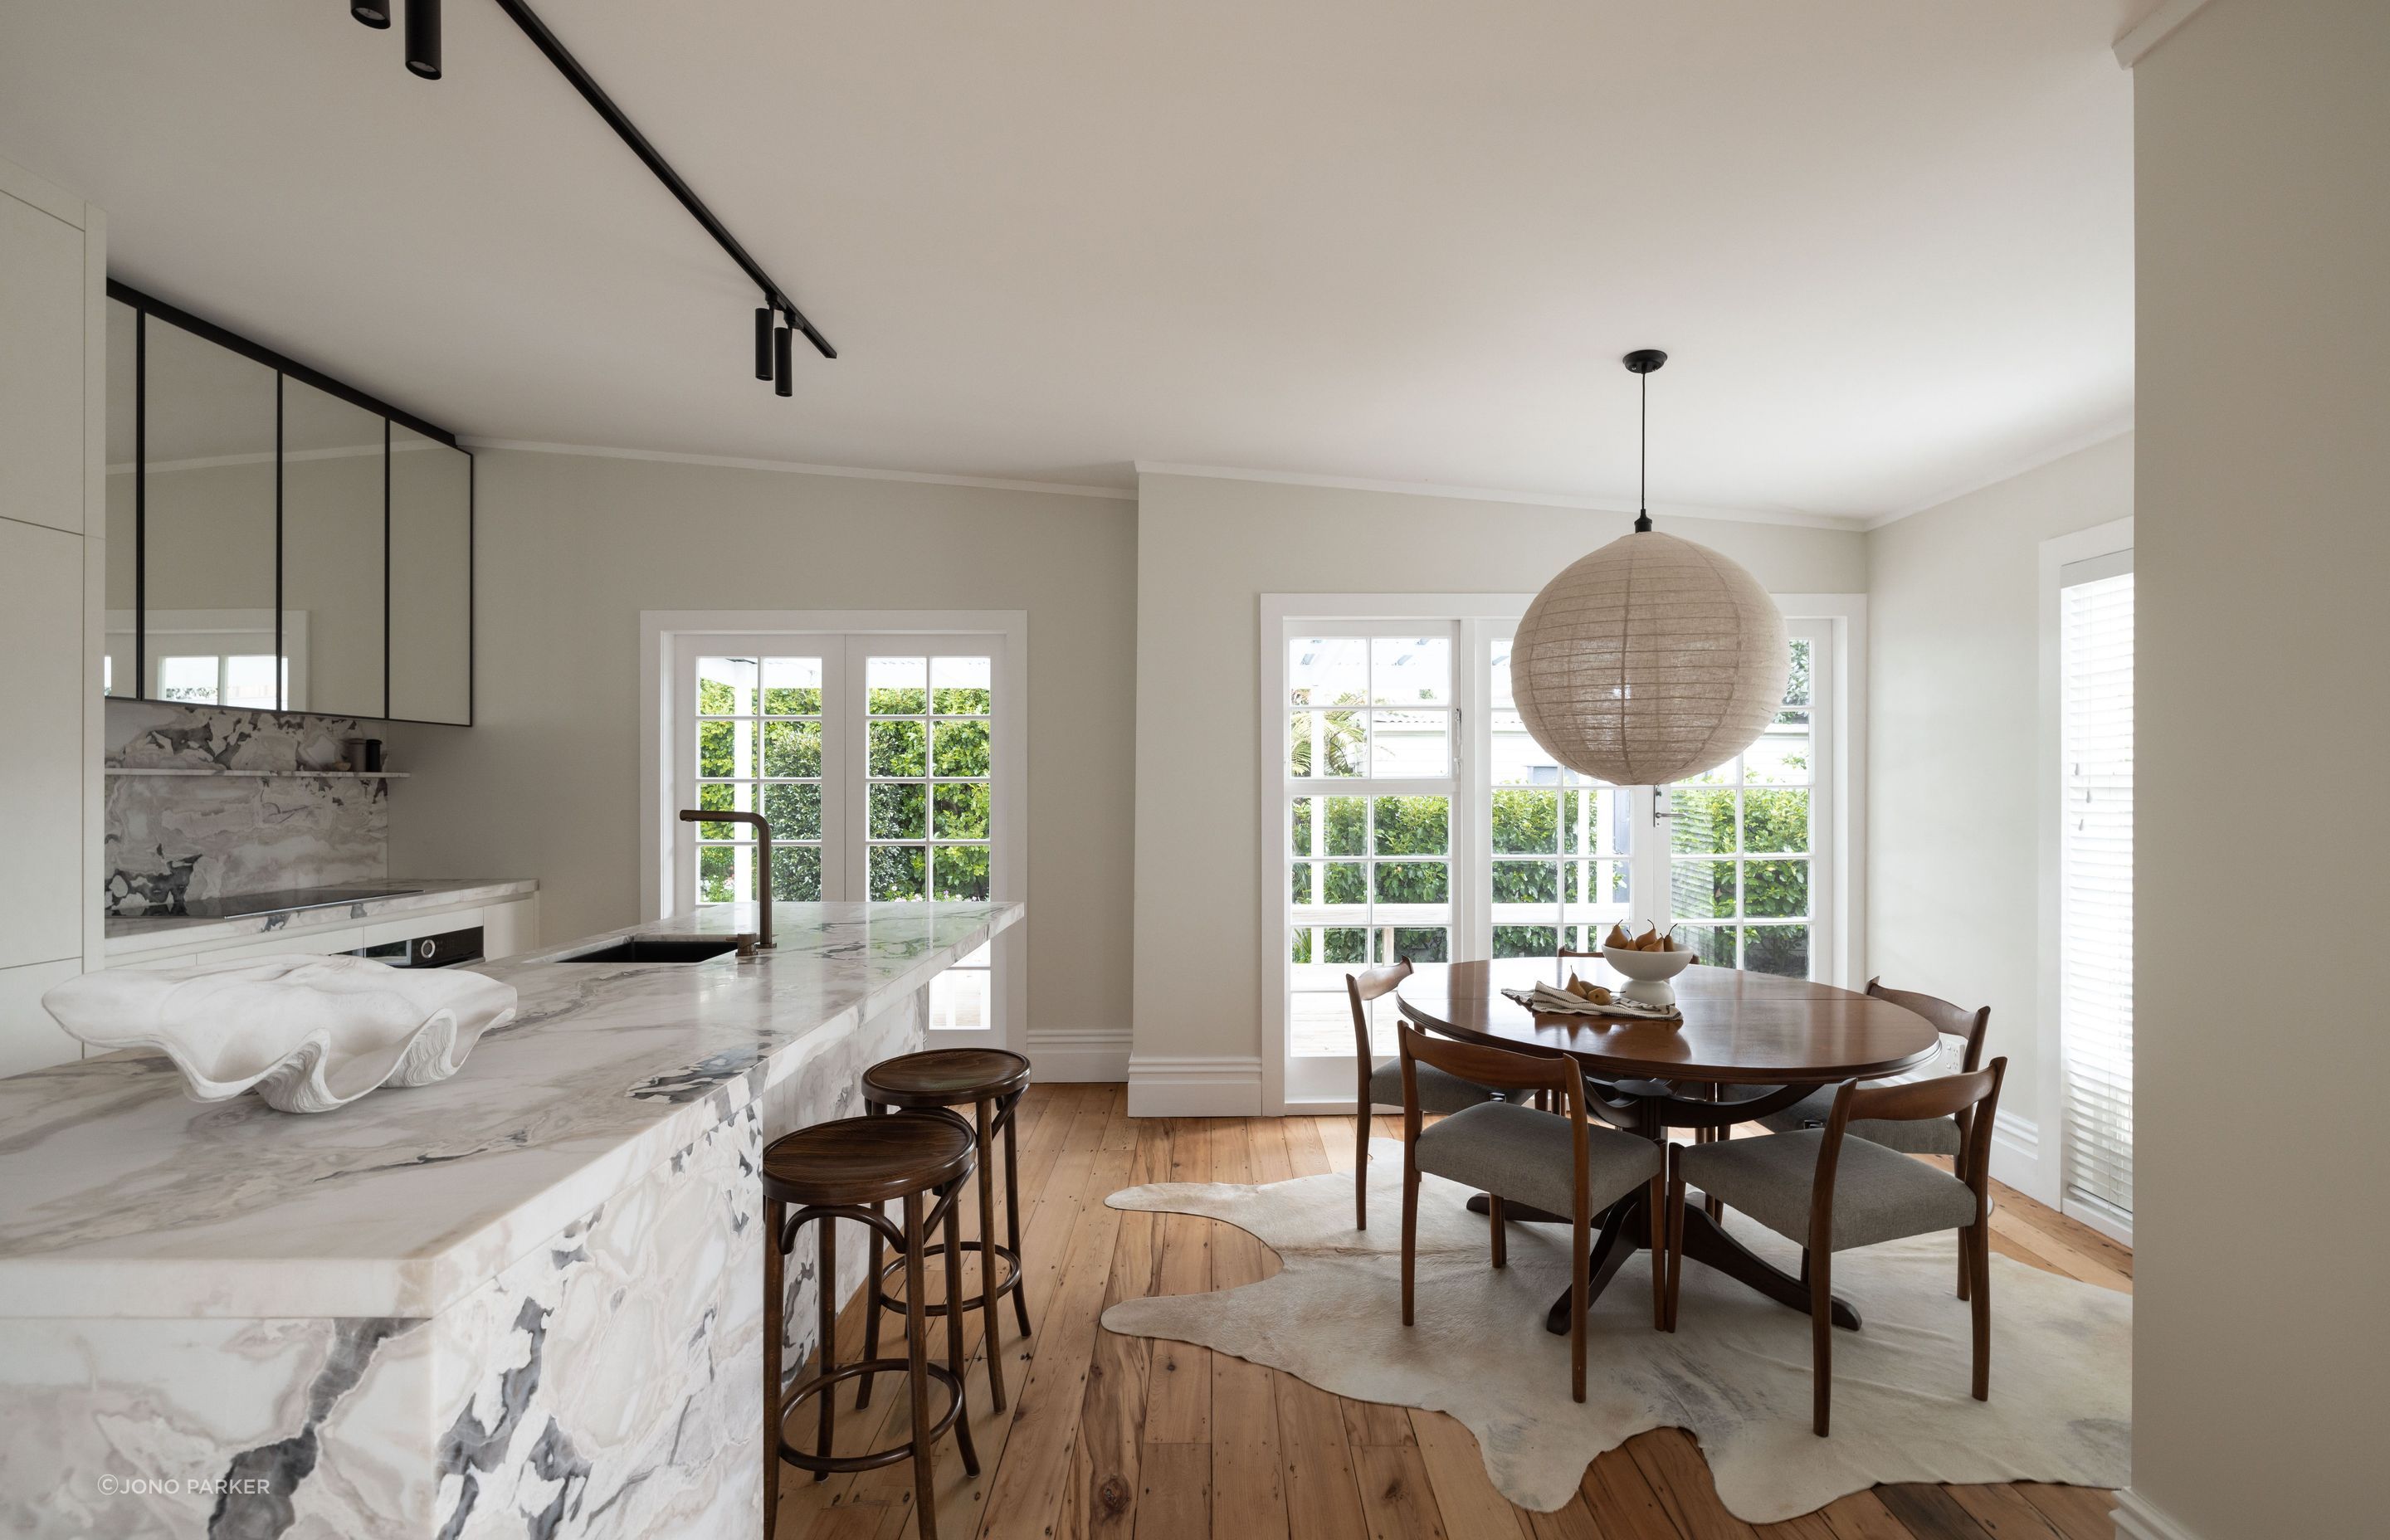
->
[[857, 1049, 1034, 1411], [761, 1113, 980, 1540]]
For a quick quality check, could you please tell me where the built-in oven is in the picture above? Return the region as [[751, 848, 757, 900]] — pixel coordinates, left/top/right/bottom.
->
[[348, 925, 485, 969]]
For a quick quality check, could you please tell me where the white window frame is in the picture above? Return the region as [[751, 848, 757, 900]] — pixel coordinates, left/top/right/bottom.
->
[[2034, 519, 2134, 1243], [641, 610, 1028, 1055], [1259, 592, 1866, 1114]]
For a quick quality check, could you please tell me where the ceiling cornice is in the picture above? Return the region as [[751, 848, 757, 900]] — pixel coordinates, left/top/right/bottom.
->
[[1860, 419, 2135, 533], [2114, 0, 2216, 67], [456, 439, 1136, 500], [1133, 461, 1867, 533]]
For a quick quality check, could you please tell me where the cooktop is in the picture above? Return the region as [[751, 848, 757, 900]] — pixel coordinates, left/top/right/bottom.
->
[[177, 885, 424, 920]]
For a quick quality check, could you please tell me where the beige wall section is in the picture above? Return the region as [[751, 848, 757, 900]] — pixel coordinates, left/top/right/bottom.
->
[[1130, 470, 1866, 1073], [1862, 432, 2132, 1165], [2132, 1, 2388, 1536], [383, 449, 1137, 1056]]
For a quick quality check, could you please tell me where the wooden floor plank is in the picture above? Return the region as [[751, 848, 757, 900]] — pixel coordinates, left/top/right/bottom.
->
[[1874, 1484, 1997, 1540], [1209, 1343, 1289, 1540], [2009, 1485, 2119, 1540], [1408, 1411, 1535, 1540], [1815, 1489, 1926, 1540], [1941, 1486, 2066, 1538], [1133, 1441, 1212, 1540], [1627, 1430, 1758, 1540], [972, 1143, 1134, 1540], [1985, 1209, 2131, 1294], [1283, 1114, 1333, 1177], [1353, 1443, 1454, 1540], [1273, 1372, 1373, 1540], [1142, 1120, 1215, 1445], [1583, 1446, 1687, 1540], [1522, 1491, 1609, 1540], [1073, 1117, 1170, 1539]]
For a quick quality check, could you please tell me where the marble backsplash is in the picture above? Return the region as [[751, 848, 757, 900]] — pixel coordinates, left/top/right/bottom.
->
[[105, 701, 390, 916]]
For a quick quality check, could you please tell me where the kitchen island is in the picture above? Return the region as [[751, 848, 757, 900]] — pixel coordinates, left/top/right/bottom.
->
[[0, 899, 1022, 1539]]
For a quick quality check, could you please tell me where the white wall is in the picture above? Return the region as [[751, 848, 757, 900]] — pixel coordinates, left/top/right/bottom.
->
[[1130, 470, 1867, 1096], [384, 449, 1138, 1076], [2126, 2, 2390, 1537], [1863, 432, 2132, 1185]]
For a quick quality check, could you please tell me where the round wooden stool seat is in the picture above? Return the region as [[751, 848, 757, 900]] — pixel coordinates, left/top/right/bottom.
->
[[861, 1047, 1032, 1109], [761, 1114, 975, 1208]]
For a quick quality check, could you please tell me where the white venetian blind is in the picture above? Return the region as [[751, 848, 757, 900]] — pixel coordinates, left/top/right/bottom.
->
[[2059, 558, 2134, 1223]]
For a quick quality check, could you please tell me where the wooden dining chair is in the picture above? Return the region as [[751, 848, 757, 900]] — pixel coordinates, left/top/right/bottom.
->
[[1751, 978, 1992, 1296], [1349, 960, 1495, 1229], [1397, 1021, 1666, 1402], [1664, 1058, 2007, 1436]]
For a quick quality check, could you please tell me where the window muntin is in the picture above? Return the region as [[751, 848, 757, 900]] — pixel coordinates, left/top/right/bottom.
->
[[694, 655, 826, 904], [866, 655, 993, 903], [1665, 638, 1812, 975], [1486, 635, 1633, 957], [1287, 631, 1456, 1054]]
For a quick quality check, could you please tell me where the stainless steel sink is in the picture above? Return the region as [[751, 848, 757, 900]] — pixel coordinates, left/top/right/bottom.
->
[[549, 937, 744, 964]]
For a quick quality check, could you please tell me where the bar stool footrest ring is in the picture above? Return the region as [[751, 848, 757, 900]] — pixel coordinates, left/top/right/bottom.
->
[[872, 1240, 1022, 1318], [774, 1358, 967, 1475]]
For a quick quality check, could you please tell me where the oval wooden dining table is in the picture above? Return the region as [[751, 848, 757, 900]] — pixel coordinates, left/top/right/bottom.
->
[[1396, 956, 1939, 1335]]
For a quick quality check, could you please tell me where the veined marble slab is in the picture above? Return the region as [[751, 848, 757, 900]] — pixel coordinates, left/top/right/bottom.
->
[[0, 900, 1022, 1319], [104, 877, 540, 958], [0, 903, 1014, 1539]]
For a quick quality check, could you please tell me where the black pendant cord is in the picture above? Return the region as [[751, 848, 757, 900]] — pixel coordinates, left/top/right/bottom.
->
[[1621, 347, 1666, 532], [1636, 368, 1651, 533]]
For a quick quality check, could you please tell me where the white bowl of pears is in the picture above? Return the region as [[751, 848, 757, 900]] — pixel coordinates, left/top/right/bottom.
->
[[1599, 922, 1699, 1009]]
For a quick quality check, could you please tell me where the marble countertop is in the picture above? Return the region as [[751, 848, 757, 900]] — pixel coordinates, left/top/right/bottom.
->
[[104, 877, 541, 955], [0, 900, 1022, 1320]]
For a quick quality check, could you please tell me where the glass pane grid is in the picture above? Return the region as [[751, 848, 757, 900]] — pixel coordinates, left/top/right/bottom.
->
[[1288, 632, 1455, 781], [1664, 636, 1814, 975]]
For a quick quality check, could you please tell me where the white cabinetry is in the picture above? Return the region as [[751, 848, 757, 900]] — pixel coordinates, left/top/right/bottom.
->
[[0, 154, 104, 1077]]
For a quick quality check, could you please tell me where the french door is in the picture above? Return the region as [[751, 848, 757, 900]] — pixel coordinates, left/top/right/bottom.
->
[[1274, 608, 1833, 1106], [666, 629, 1011, 1047]]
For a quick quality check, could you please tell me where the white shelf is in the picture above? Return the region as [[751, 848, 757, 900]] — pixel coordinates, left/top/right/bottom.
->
[[105, 768, 410, 779]]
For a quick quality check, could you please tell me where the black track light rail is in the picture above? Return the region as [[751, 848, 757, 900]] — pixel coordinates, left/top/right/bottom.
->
[[483, 0, 836, 360]]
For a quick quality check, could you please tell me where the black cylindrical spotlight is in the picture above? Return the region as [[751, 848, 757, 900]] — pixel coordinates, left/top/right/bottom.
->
[[403, 0, 441, 78], [755, 308, 775, 381], [773, 321, 793, 397], [352, 2, 392, 27]]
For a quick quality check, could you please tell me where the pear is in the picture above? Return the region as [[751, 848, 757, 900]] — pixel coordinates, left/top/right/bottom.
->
[[1604, 921, 1633, 950]]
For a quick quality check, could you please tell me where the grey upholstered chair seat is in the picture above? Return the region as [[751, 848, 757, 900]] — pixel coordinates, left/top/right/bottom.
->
[[1678, 1129, 1977, 1252], [1415, 1101, 1661, 1219], [1754, 1087, 1964, 1156], [1368, 1059, 1497, 1116]]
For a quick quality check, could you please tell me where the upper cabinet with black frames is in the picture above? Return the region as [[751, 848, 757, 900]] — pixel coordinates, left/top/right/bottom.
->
[[103, 284, 472, 724]]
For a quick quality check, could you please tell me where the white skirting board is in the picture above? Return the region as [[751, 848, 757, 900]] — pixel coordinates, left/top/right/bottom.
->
[[1126, 1055, 1264, 1117], [1988, 1111, 2056, 1206], [2111, 1489, 2202, 1540], [1022, 1028, 1131, 1082]]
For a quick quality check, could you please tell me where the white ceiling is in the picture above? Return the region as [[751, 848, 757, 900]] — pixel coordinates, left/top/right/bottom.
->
[[1, 2, 2138, 521]]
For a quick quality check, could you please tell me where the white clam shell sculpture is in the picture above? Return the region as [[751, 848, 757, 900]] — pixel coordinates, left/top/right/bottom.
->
[[43, 953, 517, 1114]]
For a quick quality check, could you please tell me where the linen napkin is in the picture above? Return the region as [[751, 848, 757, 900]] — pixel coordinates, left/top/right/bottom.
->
[[1502, 982, 1680, 1020]]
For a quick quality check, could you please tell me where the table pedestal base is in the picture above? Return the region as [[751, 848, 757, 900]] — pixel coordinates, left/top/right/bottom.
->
[[1466, 1190, 1861, 1334]]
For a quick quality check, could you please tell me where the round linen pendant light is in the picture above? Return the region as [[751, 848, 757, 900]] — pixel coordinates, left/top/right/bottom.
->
[[1510, 350, 1790, 787]]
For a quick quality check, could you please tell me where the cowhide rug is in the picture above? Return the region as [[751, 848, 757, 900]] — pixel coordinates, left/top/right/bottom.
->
[[1100, 1141, 2129, 1522]]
